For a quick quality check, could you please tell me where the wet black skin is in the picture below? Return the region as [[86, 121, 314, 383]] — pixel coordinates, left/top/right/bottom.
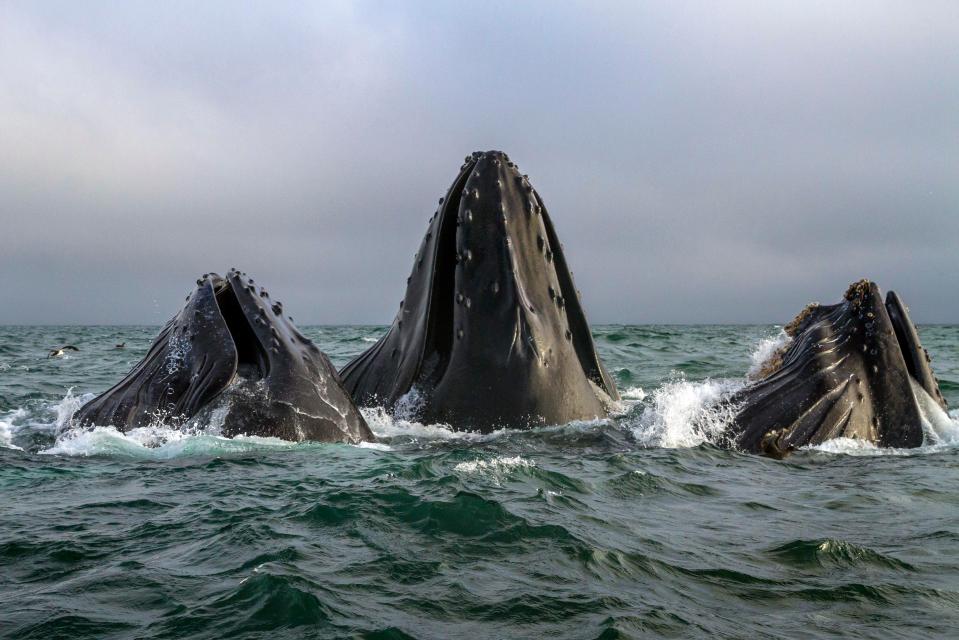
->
[[340, 150, 619, 431], [73, 270, 372, 443], [727, 280, 947, 458]]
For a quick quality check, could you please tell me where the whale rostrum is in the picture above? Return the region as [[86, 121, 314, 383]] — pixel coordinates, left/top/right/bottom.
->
[[73, 270, 372, 443], [340, 150, 619, 430], [726, 280, 947, 457]]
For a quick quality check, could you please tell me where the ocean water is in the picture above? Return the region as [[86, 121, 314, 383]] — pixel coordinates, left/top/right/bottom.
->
[[2, 324, 959, 639]]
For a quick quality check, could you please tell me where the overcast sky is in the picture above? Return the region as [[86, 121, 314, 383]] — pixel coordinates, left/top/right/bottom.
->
[[1, 1, 957, 324]]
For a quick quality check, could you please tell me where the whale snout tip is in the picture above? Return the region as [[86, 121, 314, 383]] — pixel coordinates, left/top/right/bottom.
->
[[843, 278, 882, 305], [464, 150, 513, 168]]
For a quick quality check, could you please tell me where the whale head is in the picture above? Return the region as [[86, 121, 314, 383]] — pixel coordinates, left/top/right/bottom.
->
[[730, 279, 947, 456], [74, 270, 371, 443], [341, 150, 619, 429]]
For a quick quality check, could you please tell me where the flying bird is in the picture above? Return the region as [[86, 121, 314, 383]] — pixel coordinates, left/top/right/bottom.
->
[[48, 345, 79, 358]]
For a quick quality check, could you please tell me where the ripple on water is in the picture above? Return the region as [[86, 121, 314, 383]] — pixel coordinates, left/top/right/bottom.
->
[[767, 539, 916, 571], [167, 572, 337, 636]]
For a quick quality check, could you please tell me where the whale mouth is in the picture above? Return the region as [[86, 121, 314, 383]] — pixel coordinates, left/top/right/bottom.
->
[[885, 290, 947, 409], [417, 155, 476, 387], [212, 278, 270, 381], [73, 268, 373, 442], [887, 297, 919, 381], [419, 150, 615, 392]]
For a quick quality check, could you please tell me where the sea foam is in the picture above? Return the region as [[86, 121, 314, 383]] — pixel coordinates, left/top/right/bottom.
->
[[630, 375, 743, 448], [40, 425, 300, 458], [453, 455, 536, 485]]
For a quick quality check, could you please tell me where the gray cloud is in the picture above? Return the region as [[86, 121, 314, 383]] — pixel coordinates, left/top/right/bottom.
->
[[2, 1, 957, 324]]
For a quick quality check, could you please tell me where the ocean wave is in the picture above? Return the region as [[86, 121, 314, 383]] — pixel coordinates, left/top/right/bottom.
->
[[767, 538, 915, 571]]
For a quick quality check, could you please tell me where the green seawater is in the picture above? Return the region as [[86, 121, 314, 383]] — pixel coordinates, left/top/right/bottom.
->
[[2, 325, 958, 639]]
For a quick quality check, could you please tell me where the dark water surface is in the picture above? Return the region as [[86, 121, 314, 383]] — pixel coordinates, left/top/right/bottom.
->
[[2, 325, 958, 639]]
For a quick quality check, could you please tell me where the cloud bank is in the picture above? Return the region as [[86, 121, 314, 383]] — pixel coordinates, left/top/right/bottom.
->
[[2, 1, 957, 324]]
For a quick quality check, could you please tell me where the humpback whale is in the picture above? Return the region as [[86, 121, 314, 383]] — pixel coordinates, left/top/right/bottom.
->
[[726, 280, 947, 457], [74, 270, 372, 443], [340, 150, 619, 430]]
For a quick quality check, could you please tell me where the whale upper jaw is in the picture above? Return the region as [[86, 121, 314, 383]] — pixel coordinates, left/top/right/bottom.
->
[[729, 279, 947, 456], [73, 270, 372, 443], [340, 150, 619, 430]]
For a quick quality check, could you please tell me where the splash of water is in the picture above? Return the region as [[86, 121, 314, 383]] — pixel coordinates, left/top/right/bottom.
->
[[747, 329, 791, 379], [361, 406, 491, 442], [912, 379, 959, 445], [0, 408, 26, 450], [630, 375, 743, 448], [39, 426, 300, 458], [620, 386, 647, 401]]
